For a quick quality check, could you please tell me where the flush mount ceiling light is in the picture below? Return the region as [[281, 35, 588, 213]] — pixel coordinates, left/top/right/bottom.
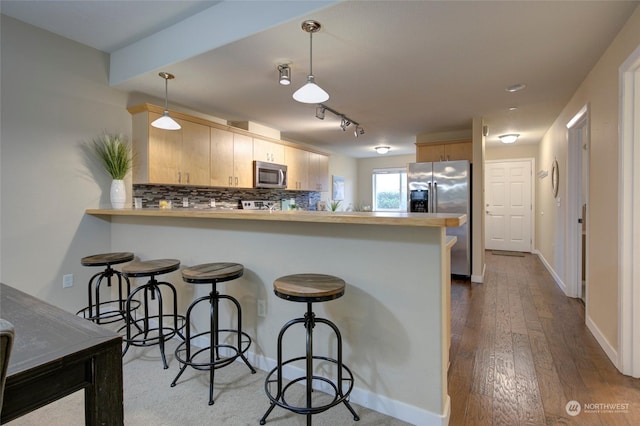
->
[[151, 72, 181, 130], [505, 83, 526, 93], [499, 134, 519, 144], [277, 64, 291, 85], [293, 20, 329, 104], [375, 146, 390, 154]]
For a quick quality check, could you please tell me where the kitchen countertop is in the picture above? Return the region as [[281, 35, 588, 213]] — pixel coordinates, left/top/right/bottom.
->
[[85, 208, 466, 228]]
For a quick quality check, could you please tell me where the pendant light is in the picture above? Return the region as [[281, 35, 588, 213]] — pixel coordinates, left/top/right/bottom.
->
[[151, 72, 181, 130], [293, 20, 329, 104]]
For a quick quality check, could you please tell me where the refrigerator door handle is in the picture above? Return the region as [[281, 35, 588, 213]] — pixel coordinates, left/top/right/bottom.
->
[[427, 182, 432, 212], [433, 182, 438, 213]]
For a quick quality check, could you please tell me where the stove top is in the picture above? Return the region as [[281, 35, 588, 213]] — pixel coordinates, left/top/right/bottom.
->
[[241, 200, 276, 210]]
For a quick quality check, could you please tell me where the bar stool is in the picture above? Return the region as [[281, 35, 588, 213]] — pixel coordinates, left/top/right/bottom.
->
[[76, 252, 137, 324], [260, 273, 359, 425], [120, 259, 185, 369], [171, 262, 256, 405]]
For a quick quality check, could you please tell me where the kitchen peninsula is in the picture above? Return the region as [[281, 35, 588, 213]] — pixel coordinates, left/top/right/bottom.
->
[[86, 208, 465, 426]]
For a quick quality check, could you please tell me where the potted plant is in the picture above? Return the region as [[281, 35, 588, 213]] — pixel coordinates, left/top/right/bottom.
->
[[91, 132, 133, 209], [328, 200, 342, 212]]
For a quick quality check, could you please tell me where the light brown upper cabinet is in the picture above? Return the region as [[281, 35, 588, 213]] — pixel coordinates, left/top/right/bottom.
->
[[309, 152, 329, 191], [416, 140, 472, 163], [253, 137, 285, 164], [210, 128, 253, 188], [285, 146, 309, 190], [129, 104, 329, 191], [131, 111, 210, 185]]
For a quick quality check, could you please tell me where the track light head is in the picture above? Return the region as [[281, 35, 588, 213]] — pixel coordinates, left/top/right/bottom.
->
[[315, 105, 325, 120], [278, 64, 291, 85]]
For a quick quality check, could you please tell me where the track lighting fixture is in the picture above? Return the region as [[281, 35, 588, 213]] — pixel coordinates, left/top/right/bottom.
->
[[316, 103, 363, 138], [277, 64, 291, 85], [151, 72, 181, 131], [293, 20, 329, 104]]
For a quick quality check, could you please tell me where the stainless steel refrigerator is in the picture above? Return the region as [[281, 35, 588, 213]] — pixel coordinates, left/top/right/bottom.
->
[[408, 160, 471, 277]]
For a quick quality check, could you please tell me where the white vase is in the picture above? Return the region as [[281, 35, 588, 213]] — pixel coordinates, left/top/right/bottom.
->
[[110, 179, 126, 209]]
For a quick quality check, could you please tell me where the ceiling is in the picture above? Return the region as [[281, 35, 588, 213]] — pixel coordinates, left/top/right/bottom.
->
[[2, 1, 638, 158]]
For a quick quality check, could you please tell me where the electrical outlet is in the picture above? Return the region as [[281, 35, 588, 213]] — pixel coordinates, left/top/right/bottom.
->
[[63, 274, 74, 288], [257, 299, 266, 318]]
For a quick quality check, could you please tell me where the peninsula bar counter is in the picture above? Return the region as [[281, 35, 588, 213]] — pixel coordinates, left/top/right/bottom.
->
[[86, 208, 466, 426]]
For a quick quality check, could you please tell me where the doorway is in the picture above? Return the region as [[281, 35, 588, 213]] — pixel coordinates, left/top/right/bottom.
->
[[484, 159, 533, 252], [567, 106, 589, 302]]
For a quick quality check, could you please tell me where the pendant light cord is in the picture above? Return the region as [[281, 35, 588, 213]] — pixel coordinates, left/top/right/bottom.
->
[[164, 77, 169, 111], [309, 31, 313, 77]]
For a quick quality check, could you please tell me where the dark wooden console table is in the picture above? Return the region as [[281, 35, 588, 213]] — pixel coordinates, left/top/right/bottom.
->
[[0, 283, 123, 425]]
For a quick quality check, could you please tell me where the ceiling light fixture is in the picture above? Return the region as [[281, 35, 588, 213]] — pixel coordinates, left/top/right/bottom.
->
[[293, 20, 329, 104], [375, 146, 390, 154], [499, 134, 519, 144], [505, 83, 526, 93], [316, 103, 362, 138], [151, 72, 181, 130], [277, 64, 291, 85]]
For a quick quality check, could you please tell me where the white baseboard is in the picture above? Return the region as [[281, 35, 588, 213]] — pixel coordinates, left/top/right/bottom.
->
[[533, 252, 620, 371], [535, 251, 567, 295], [471, 263, 485, 283], [585, 314, 619, 370]]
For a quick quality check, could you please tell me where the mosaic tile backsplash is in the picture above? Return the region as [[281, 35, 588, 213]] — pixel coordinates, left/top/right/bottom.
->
[[133, 184, 322, 211]]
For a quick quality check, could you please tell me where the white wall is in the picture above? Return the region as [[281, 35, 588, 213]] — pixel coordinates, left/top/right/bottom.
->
[[536, 7, 640, 354], [0, 16, 130, 310], [326, 152, 357, 210]]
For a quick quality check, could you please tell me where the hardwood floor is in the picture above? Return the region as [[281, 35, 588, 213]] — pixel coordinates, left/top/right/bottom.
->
[[448, 251, 640, 426]]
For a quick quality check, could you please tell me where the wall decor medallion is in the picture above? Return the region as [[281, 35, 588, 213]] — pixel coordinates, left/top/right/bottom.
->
[[551, 159, 559, 198]]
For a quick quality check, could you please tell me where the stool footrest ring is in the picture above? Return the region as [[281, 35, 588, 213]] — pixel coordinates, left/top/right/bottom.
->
[[263, 355, 356, 416], [173, 329, 253, 370]]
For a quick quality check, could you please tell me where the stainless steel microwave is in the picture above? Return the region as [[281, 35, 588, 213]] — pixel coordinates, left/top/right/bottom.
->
[[254, 161, 287, 189]]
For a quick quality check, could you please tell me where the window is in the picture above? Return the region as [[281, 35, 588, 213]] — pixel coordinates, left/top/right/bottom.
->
[[372, 168, 407, 212]]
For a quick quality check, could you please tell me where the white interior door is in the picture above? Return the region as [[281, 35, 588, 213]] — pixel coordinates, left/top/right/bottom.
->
[[485, 159, 533, 252]]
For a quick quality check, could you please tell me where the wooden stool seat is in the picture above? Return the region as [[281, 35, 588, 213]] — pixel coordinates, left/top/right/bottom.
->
[[182, 262, 243, 284], [274, 274, 345, 303], [81, 252, 134, 267], [122, 259, 180, 277]]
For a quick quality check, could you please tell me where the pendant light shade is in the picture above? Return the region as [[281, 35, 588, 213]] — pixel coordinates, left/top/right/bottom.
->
[[293, 76, 329, 103], [293, 20, 329, 104], [151, 72, 181, 131]]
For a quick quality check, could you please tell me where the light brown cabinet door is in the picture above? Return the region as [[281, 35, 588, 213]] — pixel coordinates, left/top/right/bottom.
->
[[254, 138, 285, 164], [233, 133, 254, 188], [148, 112, 182, 184], [309, 152, 329, 191], [181, 120, 210, 185], [210, 128, 234, 187], [285, 146, 309, 190], [416, 144, 446, 162], [444, 142, 472, 162]]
